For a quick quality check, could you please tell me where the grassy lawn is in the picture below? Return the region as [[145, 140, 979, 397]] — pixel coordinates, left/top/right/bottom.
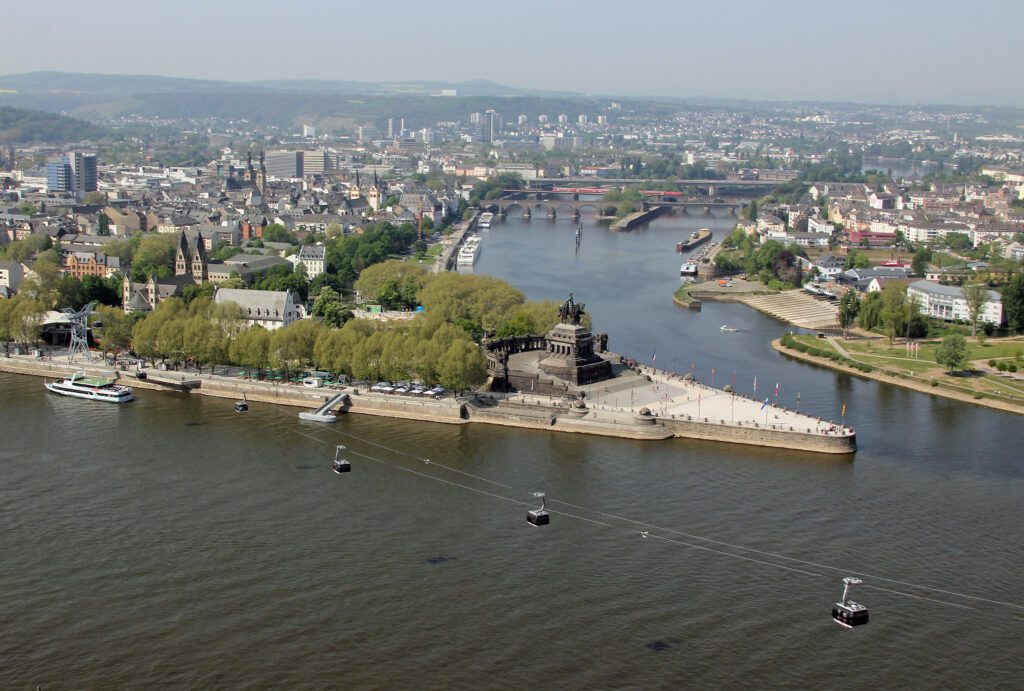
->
[[674, 283, 697, 304], [787, 333, 1024, 404], [426, 243, 444, 258]]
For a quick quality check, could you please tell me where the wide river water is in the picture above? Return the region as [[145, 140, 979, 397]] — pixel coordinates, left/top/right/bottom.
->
[[3, 211, 1022, 687]]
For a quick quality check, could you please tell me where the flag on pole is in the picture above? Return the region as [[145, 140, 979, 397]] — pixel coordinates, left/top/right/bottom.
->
[[841, 402, 847, 417], [760, 397, 769, 410], [774, 382, 779, 397], [652, 352, 657, 364]]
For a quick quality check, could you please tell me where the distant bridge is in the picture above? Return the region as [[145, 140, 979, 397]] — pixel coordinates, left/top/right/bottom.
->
[[483, 193, 743, 219], [522, 177, 782, 197]]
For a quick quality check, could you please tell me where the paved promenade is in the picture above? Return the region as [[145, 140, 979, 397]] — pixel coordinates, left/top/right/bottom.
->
[[506, 362, 851, 437]]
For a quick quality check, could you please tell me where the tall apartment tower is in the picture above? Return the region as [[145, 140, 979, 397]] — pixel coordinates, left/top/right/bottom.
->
[[71, 152, 98, 199]]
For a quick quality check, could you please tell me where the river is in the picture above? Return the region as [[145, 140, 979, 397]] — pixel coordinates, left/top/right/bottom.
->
[[2, 210, 1022, 687]]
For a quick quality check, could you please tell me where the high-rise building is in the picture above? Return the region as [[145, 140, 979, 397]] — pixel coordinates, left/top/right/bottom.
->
[[71, 152, 97, 199], [47, 158, 73, 193], [538, 114, 549, 124], [578, 114, 588, 125], [302, 150, 328, 176], [357, 126, 379, 142], [387, 118, 395, 139], [479, 110, 501, 142], [302, 124, 316, 138], [597, 115, 608, 125], [469, 112, 483, 125], [558, 114, 568, 124], [265, 150, 303, 178], [517, 114, 528, 126]]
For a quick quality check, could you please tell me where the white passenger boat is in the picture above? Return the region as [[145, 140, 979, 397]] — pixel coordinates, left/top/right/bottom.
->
[[478, 212, 494, 229], [457, 236, 482, 265], [680, 261, 698, 277], [45, 372, 134, 403]]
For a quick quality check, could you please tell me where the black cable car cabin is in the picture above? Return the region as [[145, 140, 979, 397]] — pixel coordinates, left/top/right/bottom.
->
[[833, 577, 868, 628], [332, 445, 351, 474], [832, 600, 869, 628], [527, 493, 549, 526]]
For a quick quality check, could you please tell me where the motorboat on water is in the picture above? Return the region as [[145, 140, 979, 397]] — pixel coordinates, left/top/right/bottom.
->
[[680, 262, 698, 277], [45, 371, 134, 403], [720, 325, 738, 332]]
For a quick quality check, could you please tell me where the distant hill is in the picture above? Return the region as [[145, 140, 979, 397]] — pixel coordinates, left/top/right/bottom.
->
[[0, 106, 109, 143], [0, 71, 580, 99], [0, 71, 597, 128]]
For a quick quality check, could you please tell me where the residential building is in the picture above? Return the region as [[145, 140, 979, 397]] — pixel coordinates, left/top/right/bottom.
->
[[295, 245, 326, 278], [0, 259, 24, 293], [71, 152, 98, 199], [46, 159, 74, 193], [907, 280, 1003, 325], [214, 287, 304, 330], [62, 251, 121, 279], [265, 150, 303, 178]]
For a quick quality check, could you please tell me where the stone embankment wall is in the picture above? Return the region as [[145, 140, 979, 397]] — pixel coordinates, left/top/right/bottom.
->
[[3, 355, 852, 453], [660, 415, 856, 454]]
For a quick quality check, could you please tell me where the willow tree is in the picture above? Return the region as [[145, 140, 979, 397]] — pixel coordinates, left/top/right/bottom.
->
[[963, 283, 990, 337]]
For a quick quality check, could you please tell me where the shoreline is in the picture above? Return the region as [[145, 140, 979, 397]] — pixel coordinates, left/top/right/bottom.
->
[[2, 354, 855, 455], [771, 339, 1024, 416]]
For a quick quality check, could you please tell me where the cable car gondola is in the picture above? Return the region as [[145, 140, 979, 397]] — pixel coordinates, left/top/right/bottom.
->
[[527, 492, 549, 526], [832, 577, 869, 628], [332, 444, 351, 474]]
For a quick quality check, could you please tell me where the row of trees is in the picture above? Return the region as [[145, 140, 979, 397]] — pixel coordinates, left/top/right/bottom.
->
[[118, 295, 488, 391]]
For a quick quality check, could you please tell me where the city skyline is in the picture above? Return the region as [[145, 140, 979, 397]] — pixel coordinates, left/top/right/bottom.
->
[[3, 0, 1022, 108]]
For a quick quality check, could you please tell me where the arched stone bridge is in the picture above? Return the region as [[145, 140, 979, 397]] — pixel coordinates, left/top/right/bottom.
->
[[484, 196, 742, 219]]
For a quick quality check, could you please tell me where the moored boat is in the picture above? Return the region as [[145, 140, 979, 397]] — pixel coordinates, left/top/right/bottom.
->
[[457, 236, 482, 265], [45, 372, 134, 403]]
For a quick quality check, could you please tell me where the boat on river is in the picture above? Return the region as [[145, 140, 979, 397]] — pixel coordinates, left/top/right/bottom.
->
[[720, 325, 738, 332], [45, 372, 134, 403], [458, 236, 482, 265], [680, 262, 698, 277], [478, 212, 494, 229]]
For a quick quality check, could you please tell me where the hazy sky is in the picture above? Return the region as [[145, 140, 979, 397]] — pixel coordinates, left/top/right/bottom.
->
[[5, 0, 1022, 107]]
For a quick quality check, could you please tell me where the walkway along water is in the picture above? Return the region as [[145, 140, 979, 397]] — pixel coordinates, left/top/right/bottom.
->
[[1, 350, 854, 454]]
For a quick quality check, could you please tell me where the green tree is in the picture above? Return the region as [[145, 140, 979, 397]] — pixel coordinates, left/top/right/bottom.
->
[[131, 233, 178, 280], [230, 327, 271, 377], [1002, 273, 1024, 332], [859, 291, 884, 331], [963, 283, 990, 337], [839, 290, 860, 339], [94, 305, 133, 359], [880, 283, 908, 345], [262, 223, 298, 244], [354, 260, 426, 308], [84, 191, 106, 206], [912, 248, 932, 277], [417, 273, 525, 337], [935, 334, 968, 374], [11, 297, 46, 346]]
